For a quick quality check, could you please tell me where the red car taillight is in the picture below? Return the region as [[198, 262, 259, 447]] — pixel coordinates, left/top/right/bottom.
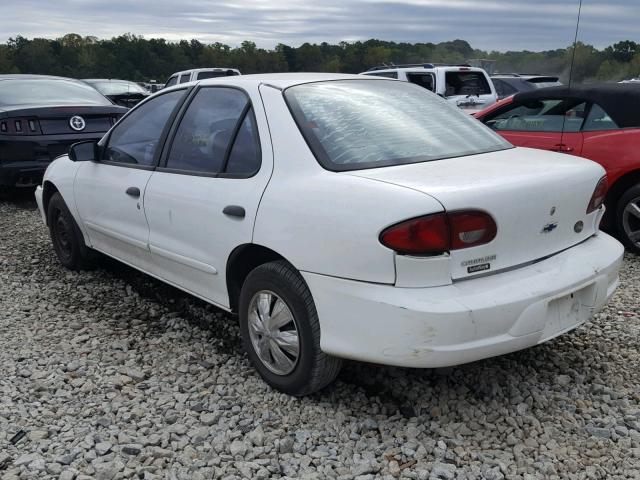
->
[[380, 210, 497, 255], [586, 176, 608, 214]]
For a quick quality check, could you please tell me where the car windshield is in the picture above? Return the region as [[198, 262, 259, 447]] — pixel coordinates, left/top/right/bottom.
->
[[285, 79, 511, 171], [88, 81, 148, 96], [0, 78, 113, 106]]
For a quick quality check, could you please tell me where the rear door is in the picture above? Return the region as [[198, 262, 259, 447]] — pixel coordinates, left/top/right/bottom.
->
[[484, 98, 585, 155], [74, 88, 187, 271], [144, 86, 272, 308]]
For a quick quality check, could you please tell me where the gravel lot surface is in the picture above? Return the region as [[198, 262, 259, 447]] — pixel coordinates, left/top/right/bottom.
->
[[1, 193, 639, 480]]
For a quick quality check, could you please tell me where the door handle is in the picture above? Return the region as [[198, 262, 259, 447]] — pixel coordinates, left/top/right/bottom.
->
[[126, 186, 141, 197], [554, 143, 574, 153], [223, 205, 245, 218]]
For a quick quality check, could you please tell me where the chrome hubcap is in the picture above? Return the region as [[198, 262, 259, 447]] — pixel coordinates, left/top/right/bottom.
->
[[247, 290, 300, 375], [622, 196, 640, 247]]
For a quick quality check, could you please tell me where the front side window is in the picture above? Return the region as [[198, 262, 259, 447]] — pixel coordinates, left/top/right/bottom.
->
[[285, 79, 511, 171], [165, 76, 178, 87], [445, 71, 491, 97], [179, 74, 191, 84], [165, 88, 254, 175], [406, 73, 435, 92], [486, 99, 587, 133], [103, 90, 185, 166]]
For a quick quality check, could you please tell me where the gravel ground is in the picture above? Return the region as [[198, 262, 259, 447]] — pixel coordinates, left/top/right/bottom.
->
[[1, 193, 639, 480]]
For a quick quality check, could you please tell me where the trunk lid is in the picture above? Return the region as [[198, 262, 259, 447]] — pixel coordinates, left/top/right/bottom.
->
[[0, 105, 127, 135], [348, 147, 605, 280]]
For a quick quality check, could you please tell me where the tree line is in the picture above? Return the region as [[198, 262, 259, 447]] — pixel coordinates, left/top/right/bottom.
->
[[0, 34, 638, 84]]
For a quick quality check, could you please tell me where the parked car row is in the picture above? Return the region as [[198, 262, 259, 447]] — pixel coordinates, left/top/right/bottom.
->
[[34, 73, 624, 395]]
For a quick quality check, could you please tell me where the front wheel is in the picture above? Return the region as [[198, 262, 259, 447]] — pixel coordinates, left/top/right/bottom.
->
[[616, 184, 640, 254], [238, 260, 342, 396], [47, 192, 94, 270]]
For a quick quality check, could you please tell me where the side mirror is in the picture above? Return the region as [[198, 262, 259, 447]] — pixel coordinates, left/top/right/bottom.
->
[[69, 140, 98, 162]]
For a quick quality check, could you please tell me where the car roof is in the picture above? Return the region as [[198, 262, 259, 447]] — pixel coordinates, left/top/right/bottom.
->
[[362, 66, 485, 74], [172, 68, 240, 76], [514, 83, 640, 128], [0, 74, 83, 82], [180, 72, 388, 90], [83, 78, 136, 83]]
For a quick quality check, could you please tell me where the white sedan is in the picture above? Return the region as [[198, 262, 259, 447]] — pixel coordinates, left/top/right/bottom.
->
[[35, 73, 623, 395]]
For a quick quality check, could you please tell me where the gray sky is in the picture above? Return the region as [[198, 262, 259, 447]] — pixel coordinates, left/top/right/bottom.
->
[[1, 0, 638, 51]]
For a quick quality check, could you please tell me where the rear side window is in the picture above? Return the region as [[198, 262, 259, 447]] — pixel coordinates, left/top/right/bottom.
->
[[226, 111, 261, 175], [445, 71, 491, 96], [104, 90, 185, 166], [165, 76, 178, 87], [285, 79, 510, 171], [406, 73, 435, 92], [179, 74, 191, 84], [583, 103, 619, 131], [165, 87, 259, 175]]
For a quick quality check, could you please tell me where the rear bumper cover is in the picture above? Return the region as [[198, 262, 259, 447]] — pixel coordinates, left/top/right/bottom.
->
[[304, 232, 623, 368]]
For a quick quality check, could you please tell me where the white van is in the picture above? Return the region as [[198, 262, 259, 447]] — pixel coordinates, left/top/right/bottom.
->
[[361, 63, 498, 112], [164, 68, 241, 88]]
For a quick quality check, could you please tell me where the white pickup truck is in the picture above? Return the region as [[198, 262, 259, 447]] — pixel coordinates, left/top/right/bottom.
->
[[361, 63, 498, 113]]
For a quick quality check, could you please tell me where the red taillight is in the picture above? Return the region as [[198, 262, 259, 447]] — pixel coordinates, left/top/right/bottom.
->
[[380, 210, 497, 255], [587, 176, 608, 214]]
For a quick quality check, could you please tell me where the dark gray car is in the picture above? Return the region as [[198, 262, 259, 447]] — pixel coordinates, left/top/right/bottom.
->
[[491, 74, 562, 100]]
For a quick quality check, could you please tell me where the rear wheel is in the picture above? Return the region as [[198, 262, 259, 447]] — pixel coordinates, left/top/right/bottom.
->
[[238, 260, 342, 396], [617, 184, 640, 254], [47, 192, 94, 270]]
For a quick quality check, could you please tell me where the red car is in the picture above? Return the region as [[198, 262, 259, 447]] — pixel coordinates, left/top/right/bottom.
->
[[475, 84, 640, 252]]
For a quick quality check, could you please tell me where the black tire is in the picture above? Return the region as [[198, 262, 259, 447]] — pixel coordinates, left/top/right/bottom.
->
[[616, 184, 640, 254], [47, 192, 94, 270], [239, 260, 342, 396]]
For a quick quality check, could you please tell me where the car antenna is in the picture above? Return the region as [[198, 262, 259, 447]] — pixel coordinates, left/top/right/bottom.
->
[[560, 0, 582, 149]]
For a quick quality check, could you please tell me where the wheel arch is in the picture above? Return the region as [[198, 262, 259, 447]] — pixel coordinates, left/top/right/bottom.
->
[[604, 169, 640, 230], [226, 243, 293, 313], [42, 180, 61, 225]]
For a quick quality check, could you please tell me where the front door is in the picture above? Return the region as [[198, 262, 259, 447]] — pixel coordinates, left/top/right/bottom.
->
[[484, 98, 586, 155], [144, 86, 272, 308], [74, 88, 187, 271]]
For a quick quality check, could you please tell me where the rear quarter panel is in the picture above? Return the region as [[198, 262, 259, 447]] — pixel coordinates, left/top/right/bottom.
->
[[581, 129, 640, 185], [254, 84, 444, 284]]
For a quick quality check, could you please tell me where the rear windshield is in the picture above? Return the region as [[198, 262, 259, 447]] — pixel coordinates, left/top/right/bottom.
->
[[87, 81, 147, 96], [0, 79, 112, 106], [445, 71, 491, 96], [285, 79, 511, 171]]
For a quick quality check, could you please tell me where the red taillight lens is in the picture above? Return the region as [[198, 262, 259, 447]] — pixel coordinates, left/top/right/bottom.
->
[[380, 210, 497, 255], [587, 176, 608, 214]]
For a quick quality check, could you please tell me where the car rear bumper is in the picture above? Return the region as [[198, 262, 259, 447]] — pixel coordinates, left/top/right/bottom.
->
[[0, 133, 103, 186], [303, 232, 623, 368]]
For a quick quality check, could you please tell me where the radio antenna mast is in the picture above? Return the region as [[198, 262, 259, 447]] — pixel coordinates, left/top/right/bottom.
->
[[560, 0, 583, 149]]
